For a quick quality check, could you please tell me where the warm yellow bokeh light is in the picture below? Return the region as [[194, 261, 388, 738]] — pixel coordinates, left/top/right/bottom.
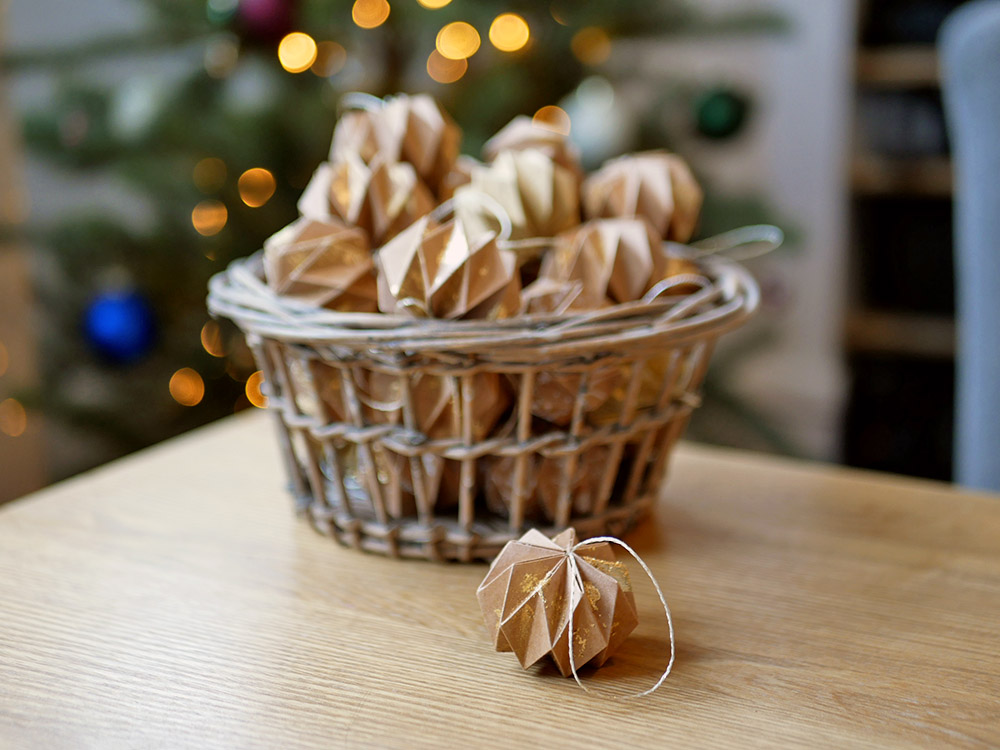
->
[[0, 398, 26, 438], [246, 370, 269, 408], [193, 157, 226, 193], [277, 32, 318, 73], [192, 200, 228, 236], [571, 27, 611, 65], [238, 167, 277, 207], [200, 320, 227, 358], [426, 49, 468, 83], [352, 0, 390, 29], [533, 105, 571, 136], [311, 40, 347, 76], [169, 368, 205, 407], [436, 21, 480, 60], [489, 13, 529, 52], [417, 0, 451, 8], [0, 340, 8, 378]]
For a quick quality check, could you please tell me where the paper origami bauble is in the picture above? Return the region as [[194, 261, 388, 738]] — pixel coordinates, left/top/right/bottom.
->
[[582, 151, 703, 243], [263, 216, 377, 311], [484, 446, 612, 522], [477, 528, 639, 677], [483, 115, 583, 178], [374, 215, 520, 320], [526, 367, 618, 427], [298, 152, 435, 246], [536, 218, 664, 311], [453, 148, 580, 241], [330, 93, 462, 193]]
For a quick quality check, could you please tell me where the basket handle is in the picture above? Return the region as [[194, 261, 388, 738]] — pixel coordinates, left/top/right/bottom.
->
[[686, 224, 784, 262]]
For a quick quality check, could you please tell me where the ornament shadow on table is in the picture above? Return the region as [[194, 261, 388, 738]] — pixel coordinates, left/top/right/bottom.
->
[[208, 92, 781, 562]]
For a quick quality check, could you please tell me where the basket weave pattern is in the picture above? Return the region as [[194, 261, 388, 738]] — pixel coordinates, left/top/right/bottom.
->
[[209, 252, 758, 561]]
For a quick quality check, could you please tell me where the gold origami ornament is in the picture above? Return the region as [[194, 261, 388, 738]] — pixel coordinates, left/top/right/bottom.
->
[[477, 528, 639, 677], [484, 446, 612, 521], [483, 115, 583, 177], [536, 218, 664, 311], [263, 216, 377, 312], [453, 148, 580, 241], [330, 93, 462, 193], [298, 152, 435, 246], [374, 215, 520, 320], [583, 151, 703, 243]]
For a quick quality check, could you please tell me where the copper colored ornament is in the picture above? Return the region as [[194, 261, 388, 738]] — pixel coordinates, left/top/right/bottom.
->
[[537, 218, 663, 311], [483, 115, 582, 177], [477, 528, 639, 677], [583, 151, 703, 242], [330, 93, 462, 193], [527, 366, 619, 427], [484, 446, 612, 521], [298, 153, 435, 246], [374, 215, 519, 320], [453, 149, 580, 241], [263, 216, 377, 312]]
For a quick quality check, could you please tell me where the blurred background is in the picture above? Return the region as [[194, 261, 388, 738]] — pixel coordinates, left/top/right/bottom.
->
[[0, 0, 989, 501]]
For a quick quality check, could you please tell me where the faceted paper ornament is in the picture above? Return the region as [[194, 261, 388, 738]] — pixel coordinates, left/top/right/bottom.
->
[[263, 216, 377, 311], [374, 215, 520, 320], [483, 115, 583, 177], [484, 446, 612, 521], [583, 151, 703, 242], [453, 149, 580, 241], [477, 528, 639, 677], [526, 367, 618, 427], [330, 94, 462, 193], [536, 218, 663, 311], [298, 152, 435, 246]]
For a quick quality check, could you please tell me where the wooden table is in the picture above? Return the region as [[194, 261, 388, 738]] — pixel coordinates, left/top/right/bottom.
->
[[2, 413, 999, 748]]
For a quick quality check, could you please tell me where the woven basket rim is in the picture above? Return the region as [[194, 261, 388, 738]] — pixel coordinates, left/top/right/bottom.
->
[[207, 250, 759, 356]]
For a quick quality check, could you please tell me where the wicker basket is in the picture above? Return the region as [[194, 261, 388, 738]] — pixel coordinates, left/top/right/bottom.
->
[[208, 248, 759, 561]]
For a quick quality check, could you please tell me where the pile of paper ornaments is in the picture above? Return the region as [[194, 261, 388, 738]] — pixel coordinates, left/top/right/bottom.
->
[[263, 93, 708, 521]]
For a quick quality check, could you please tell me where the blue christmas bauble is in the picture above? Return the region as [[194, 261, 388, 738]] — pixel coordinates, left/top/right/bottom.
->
[[83, 290, 156, 363]]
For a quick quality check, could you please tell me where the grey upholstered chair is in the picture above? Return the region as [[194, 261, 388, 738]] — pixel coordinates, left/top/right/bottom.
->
[[941, 0, 1000, 491]]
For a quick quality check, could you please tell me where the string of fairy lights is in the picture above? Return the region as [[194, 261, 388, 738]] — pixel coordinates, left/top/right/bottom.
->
[[181, 1, 609, 413], [0, 339, 26, 438]]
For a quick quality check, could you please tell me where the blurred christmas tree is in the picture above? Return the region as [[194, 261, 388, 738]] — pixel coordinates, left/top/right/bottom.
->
[[2, 0, 786, 479]]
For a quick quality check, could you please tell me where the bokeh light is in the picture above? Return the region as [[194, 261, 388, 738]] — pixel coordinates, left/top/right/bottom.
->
[[489, 13, 529, 52], [417, 0, 451, 8], [311, 41, 347, 76], [200, 320, 227, 357], [436, 21, 480, 60], [169, 368, 205, 407], [204, 35, 239, 78], [193, 157, 226, 193], [277, 32, 318, 73], [571, 27, 611, 65], [0, 398, 27, 438], [238, 168, 277, 207], [426, 50, 468, 84], [352, 0, 390, 29], [0, 340, 8, 377], [246, 370, 269, 408], [533, 105, 571, 135], [192, 200, 228, 236]]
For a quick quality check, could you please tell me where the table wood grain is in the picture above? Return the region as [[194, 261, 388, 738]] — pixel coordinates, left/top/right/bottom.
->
[[2, 412, 999, 749]]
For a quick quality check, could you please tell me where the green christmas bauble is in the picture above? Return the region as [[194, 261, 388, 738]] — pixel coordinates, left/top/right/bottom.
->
[[694, 87, 750, 141]]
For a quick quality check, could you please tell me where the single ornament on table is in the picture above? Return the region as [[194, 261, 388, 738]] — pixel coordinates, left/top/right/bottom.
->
[[263, 216, 377, 312], [477, 528, 639, 677], [482, 115, 583, 178], [453, 148, 580, 242], [374, 214, 520, 320], [330, 93, 462, 194], [583, 151, 703, 243], [298, 152, 435, 246]]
